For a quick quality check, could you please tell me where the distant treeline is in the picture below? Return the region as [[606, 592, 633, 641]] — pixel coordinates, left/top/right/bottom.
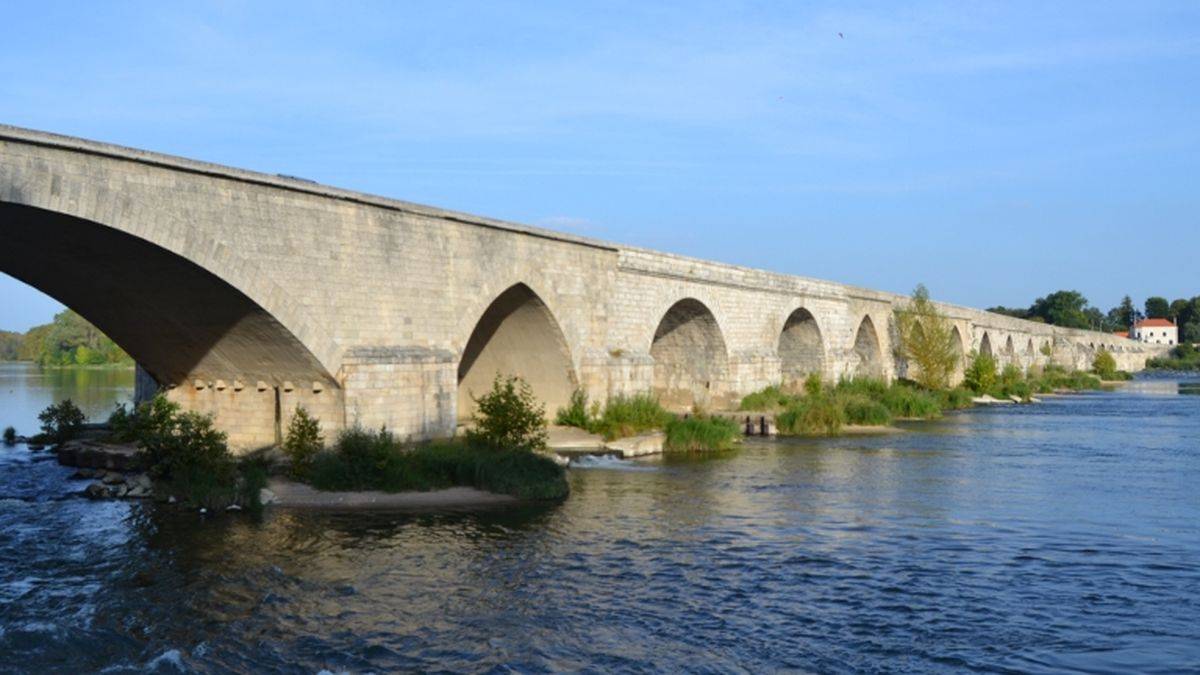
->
[[0, 310, 131, 366], [989, 291, 1200, 341]]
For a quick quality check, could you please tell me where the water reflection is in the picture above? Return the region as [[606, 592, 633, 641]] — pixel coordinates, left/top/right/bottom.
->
[[0, 362, 134, 431], [1, 372, 1198, 671]]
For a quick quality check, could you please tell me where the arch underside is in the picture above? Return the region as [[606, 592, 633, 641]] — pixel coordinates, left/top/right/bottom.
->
[[0, 202, 335, 387], [651, 299, 728, 409], [980, 333, 993, 358], [778, 308, 824, 387], [851, 316, 883, 379], [457, 284, 576, 421]]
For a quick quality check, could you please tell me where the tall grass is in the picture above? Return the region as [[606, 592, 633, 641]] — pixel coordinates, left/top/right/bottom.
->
[[555, 390, 673, 440], [664, 416, 740, 452], [776, 395, 845, 436], [739, 385, 792, 412]]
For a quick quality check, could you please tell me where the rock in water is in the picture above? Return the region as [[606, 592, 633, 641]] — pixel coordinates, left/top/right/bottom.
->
[[83, 482, 110, 500]]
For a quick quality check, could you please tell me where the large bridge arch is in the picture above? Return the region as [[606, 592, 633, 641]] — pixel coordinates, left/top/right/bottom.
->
[[650, 298, 729, 409], [0, 202, 341, 448], [950, 325, 967, 384], [777, 307, 826, 388], [456, 283, 577, 421]]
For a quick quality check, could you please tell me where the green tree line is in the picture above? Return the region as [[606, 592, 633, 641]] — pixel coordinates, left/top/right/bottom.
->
[[0, 309, 132, 366], [989, 291, 1200, 342]]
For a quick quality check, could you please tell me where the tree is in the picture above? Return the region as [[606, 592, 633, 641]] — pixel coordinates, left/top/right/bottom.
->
[[1170, 298, 1189, 322], [1029, 290, 1091, 329], [1145, 296, 1170, 319], [1108, 295, 1137, 330], [895, 284, 959, 390]]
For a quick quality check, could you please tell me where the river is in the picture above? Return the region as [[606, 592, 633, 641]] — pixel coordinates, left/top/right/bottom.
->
[[0, 361, 1198, 673]]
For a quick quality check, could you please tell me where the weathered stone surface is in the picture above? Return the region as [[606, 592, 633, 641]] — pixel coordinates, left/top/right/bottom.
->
[[0, 125, 1168, 450], [605, 432, 665, 458]]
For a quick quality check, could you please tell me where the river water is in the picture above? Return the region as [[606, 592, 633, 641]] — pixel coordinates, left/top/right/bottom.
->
[[0, 361, 1198, 673]]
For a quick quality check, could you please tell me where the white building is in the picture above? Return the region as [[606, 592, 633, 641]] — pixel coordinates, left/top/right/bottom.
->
[[1132, 318, 1177, 345]]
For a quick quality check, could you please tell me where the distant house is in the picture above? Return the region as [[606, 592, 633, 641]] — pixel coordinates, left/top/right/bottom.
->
[[1131, 318, 1177, 345], [1112, 330, 1129, 339]]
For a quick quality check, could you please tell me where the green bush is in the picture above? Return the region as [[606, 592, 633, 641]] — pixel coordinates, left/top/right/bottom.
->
[[2, 426, 15, 446], [664, 416, 740, 452], [282, 406, 323, 478], [1092, 348, 1118, 379], [309, 426, 568, 500], [803, 373, 823, 398], [555, 388, 592, 428], [116, 395, 260, 510], [38, 399, 85, 444], [108, 396, 180, 444], [739, 385, 792, 411], [591, 393, 673, 440], [467, 374, 548, 451], [777, 395, 845, 436], [933, 387, 975, 410], [838, 394, 892, 426], [894, 284, 960, 390], [963, 351, 998, 394]]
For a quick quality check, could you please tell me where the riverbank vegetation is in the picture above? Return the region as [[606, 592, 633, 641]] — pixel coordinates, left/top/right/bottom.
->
[[0, 310, 131, 366], [293, 375, 568, 500], [1147, 344, 1200, 371], [663, 415, 740, 452], [555, 390, 673, 440], [108, 396, 266, 510]]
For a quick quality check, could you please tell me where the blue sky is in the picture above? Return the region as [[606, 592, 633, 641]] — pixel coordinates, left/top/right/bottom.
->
[[2, 1, 1198, 331]]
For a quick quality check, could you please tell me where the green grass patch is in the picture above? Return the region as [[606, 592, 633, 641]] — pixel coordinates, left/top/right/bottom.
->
[[837, 393, 893, 426], [555, 391, 673, 440], [739, 385, 793, 411], [776, 395, 846, 436], [308, 427, 568, 501], [663, 416, 740, 452]]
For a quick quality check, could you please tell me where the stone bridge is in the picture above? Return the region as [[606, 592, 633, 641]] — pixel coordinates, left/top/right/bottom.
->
[[0, 126, 1165, 449]]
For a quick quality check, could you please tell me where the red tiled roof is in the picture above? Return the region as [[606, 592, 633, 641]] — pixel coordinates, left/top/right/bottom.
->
[[1135, 318, 1175, 328], [1113, 331, 1129, 338]]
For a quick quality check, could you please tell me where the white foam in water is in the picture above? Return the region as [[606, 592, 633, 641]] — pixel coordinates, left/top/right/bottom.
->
[[569, 454, 655, 471], [146, 649, 186, 672]]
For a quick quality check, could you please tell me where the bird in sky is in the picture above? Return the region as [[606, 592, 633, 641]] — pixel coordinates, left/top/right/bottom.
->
[[838, 32, 844, 38]]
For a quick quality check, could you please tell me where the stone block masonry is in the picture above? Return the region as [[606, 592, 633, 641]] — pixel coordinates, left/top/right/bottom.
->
[[0, 125, 1168, 450]]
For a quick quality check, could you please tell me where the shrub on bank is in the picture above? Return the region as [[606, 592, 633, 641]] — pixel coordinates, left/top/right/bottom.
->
[[468, 375, 548, 452], [963, 351, 998, 394], [38, 399, 85, 444], [114, 395, 264, 510], [554, 388, 593, 429], [663, 416, 740, 452], [2, 426, 15, 446], [282, 406, 323, 479], [308, 426, 568, 500], [1092, 348, 1117, 379]]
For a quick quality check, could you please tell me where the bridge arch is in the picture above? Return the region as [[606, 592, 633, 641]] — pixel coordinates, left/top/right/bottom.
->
[[850, 315, 884, 379], [457, 283, 577, 420], [979, 332, 994, 359], [950, 325, 967, 383], [650, 298, 728, 409], [1004, 335, 1016, 363], [0, 202, 336, 389], [777, 307, 825, 388]]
